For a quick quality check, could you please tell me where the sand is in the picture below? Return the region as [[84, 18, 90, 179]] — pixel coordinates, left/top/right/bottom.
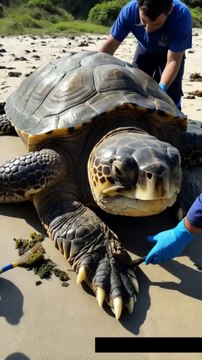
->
[[0, 30, 202, 360]]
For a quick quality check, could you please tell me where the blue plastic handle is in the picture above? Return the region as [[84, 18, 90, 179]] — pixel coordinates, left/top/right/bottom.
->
[[0, 263, 14, 273]]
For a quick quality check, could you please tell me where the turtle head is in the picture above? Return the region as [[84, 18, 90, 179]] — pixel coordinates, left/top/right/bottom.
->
[[88, 129, 182, 216]]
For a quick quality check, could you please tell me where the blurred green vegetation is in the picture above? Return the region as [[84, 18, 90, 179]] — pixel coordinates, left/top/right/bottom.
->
[[190, 7, 202, 28], [0, 2, 109, 35]]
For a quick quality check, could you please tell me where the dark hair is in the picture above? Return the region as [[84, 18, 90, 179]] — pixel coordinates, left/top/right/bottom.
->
[[138, 0, 173, 21]]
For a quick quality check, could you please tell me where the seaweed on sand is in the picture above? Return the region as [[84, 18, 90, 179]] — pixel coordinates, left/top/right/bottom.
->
[[13, 233, 70, 284]]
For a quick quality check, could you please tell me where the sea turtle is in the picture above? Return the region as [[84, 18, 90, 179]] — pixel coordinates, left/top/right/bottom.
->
[[0, 51, 202, 319]]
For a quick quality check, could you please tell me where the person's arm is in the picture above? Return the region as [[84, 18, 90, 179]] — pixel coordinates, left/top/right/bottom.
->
[[184, 217, 202, 234], [159, 50, 185, 91], [99, 34, 121, 55], [145, 194, 202, 265]]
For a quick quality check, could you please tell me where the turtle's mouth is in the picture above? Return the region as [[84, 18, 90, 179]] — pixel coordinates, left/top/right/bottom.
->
[[101, 183, 180, 199], [98, 191, 178, 216]]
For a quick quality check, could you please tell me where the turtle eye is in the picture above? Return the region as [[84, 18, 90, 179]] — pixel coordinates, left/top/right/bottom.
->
[[112, 156, 138, 185]]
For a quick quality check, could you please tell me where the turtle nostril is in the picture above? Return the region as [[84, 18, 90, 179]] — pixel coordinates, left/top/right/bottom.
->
[[147, 173, 152, 179]]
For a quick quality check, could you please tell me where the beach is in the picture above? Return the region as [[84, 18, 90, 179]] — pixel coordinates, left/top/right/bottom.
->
[[0, 30, 202, 360]]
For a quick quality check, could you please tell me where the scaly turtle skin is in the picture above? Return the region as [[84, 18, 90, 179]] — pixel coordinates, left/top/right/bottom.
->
[[0, 51, 202, 319]]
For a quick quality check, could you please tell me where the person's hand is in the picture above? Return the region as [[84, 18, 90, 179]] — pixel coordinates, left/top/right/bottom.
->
[[159, 83, 167, 92], [145, 219, 194, 265]]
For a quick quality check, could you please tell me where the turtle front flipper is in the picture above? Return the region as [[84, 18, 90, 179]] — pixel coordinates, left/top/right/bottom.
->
[[178, 166, 202, 214], [35, 196, 140, 320], [0, 114, 16, 135], [0, 149, 67, 202], [180, 132, 202, 167], [169, 131, 202, 216]]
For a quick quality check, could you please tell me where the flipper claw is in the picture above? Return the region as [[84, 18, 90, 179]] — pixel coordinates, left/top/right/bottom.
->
[[125, 297, 134, 314], [112, 296, 123, 320], [76, 266, 87, 284], [96, 286, 105, 307], [127, 269, 139, 293]]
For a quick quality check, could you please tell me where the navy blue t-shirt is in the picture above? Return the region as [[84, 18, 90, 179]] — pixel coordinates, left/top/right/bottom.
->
[[111, 0, 192, 56], [187, 193, 202, 229]]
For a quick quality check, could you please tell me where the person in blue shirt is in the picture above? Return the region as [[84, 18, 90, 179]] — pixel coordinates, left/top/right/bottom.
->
[[145, 193, 202, 264], [99, 0, 192, 109]]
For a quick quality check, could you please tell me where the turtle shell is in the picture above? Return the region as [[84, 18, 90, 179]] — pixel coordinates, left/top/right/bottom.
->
[[5, 50, 187, 145]]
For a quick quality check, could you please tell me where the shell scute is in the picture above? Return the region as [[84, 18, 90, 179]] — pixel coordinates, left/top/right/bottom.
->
[[5, 50, 187, 140]]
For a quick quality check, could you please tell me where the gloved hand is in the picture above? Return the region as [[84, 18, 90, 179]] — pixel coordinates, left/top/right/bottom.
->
[[145, 219, 195, 265], [159, 83, 167, 92]]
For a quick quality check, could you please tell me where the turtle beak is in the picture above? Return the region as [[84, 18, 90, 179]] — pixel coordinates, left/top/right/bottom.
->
[[102, 185, 125, 195]]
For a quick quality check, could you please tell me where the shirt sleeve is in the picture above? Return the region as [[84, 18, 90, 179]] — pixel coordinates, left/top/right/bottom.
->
[[169, 6, 192, 52], [110, 2, 137, 42], [187, 193, 202, 229]]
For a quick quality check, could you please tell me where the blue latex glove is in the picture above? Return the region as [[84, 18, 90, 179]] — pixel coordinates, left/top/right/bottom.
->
[[159, 83, 167, 92], [145, 219, 195, 265]]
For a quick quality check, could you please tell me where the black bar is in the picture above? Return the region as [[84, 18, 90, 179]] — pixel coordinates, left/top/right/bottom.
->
[[95, 337, 202, 353]]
